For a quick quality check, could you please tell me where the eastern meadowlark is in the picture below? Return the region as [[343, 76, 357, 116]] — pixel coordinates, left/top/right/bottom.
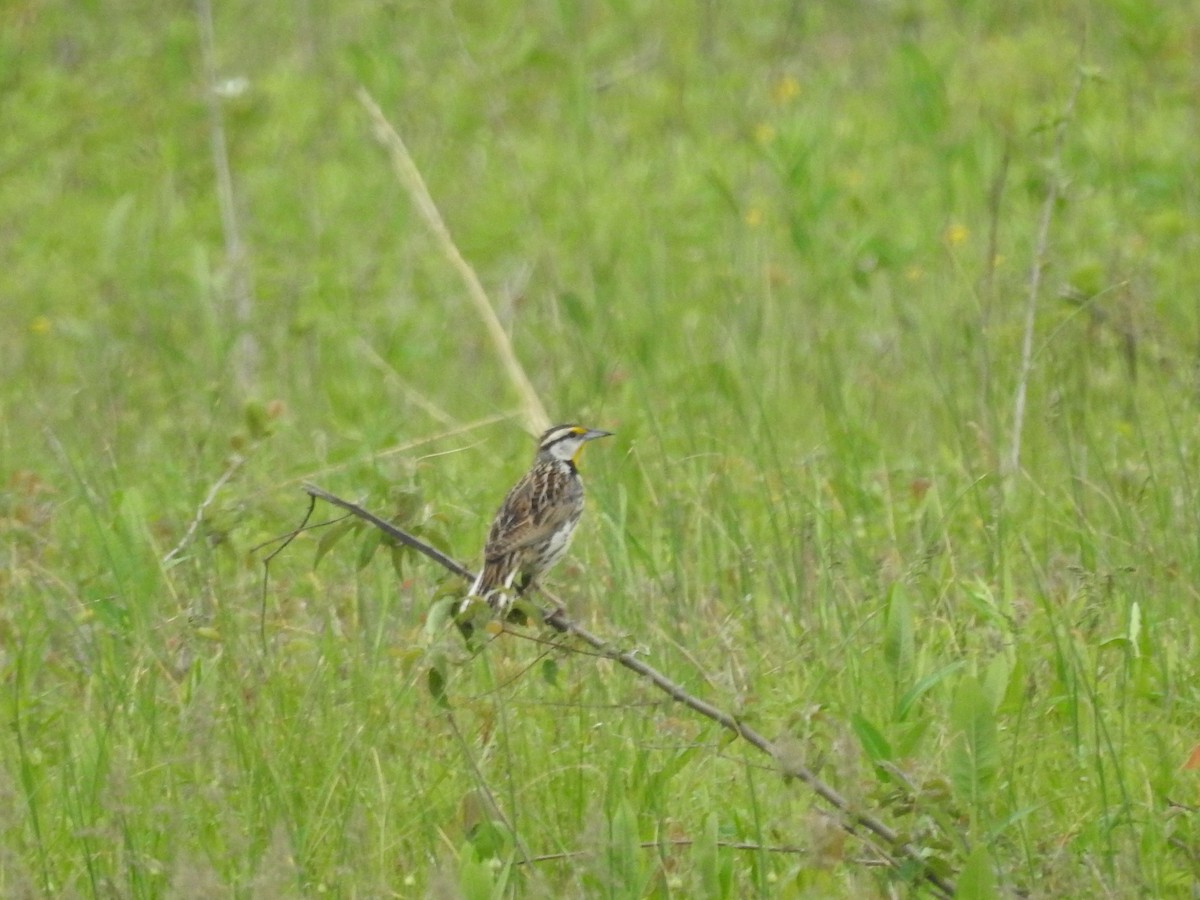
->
[[462, 424, 612, 626]]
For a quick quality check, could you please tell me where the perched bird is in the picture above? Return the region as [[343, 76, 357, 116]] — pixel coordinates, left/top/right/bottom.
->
[[463, 424, 612, 627]]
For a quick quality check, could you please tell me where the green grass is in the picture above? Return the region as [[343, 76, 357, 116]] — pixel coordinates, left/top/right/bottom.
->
[[4, 0, 1200, 895]]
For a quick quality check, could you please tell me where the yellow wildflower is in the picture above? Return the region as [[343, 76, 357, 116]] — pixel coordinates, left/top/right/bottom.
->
[[772, 75, 801, 104], [943, 223, 969, 246]]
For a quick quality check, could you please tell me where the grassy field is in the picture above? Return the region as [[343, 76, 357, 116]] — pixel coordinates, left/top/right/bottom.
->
[[3, 0, 1200, 896]]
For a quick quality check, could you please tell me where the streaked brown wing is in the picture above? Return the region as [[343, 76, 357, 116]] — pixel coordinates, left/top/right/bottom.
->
[[483, 470, 578, 562]]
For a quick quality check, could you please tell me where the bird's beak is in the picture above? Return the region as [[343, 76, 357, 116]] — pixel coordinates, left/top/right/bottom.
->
[[584, 429, 613, 441]]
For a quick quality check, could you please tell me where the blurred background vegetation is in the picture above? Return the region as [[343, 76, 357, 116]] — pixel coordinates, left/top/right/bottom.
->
[[2, 1, 1199, 896]]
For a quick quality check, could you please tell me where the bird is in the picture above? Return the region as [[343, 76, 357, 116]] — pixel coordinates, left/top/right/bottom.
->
[[460, 424, 612, 631]]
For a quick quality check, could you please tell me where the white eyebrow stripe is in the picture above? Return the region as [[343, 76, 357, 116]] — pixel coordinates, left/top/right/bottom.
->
[[541, 426, 581, 447]]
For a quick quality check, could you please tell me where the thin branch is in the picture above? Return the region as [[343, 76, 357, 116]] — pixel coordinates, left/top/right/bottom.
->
[[1006, 67, 1087, 476], [195, 0, 257, 394], [259, 491, 318, 650], [522, 837, 814, 864], [559, 621, 942, 889], [302, 484, 473, 579], [251, 412, 514, 500], [163, 454, 246, 564], [356, 88, 549, 434], [299, 484, 957, 897], [355, 337, 457, 426], [445, 708, 534, 867]]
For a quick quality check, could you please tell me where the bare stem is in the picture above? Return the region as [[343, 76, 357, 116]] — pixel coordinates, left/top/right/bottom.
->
[[302, 484, 474, 579], [356, 88, 549, 434], [1006, 68, 1086, 476], [195, 0, 257, 394], [300, 484, 957, 898], [163, 453, 246, 564]]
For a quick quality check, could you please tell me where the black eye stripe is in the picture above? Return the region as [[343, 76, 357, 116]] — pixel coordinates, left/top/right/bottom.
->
[[540, 425, 584, 449]]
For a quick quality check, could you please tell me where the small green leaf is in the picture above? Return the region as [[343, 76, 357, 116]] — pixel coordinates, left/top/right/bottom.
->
[[356, 528, 383, 570], [956, 844, 1001, 899], [541, 658, 559, 687], [851, 713, 892, 766], [508, 597, 539, 627], [892, 718, 930, 757], [466, 820, 510, 861], [950, 675, 999, 814], [432, 577, 466, 601], [884, 583, 915, 687], [314, 520, 355, 568], [389, 544, 406, 578], [997, 651, 1027, 713], [427, 664, 450, 708], [388, 485, 423, 525], [425, 596, 457, 637], [962, 579, 1010, 628], [896, 41, 949, 138], [982, 655, 1010, 712], [896, 660, 966, 721], [457, 844, 494, 900], [1065, 260, 1104, 300], [244, 399, 272, 439], [416, 519, 453, 555], [655, 744, 699, 786], [453, 598, 492, 647]]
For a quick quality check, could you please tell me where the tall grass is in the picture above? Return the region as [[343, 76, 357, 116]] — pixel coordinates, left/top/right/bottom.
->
[[3, 0, 1199, 895]]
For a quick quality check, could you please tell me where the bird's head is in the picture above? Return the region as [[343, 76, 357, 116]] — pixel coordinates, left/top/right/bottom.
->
[[536, 424, 612, 465]]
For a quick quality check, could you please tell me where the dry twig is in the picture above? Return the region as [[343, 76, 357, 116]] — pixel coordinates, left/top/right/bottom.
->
[[163, 453, 246, 564], [356, 88, 549, 434], [1006, 67, 1087, 476], [299, 484, 957, 898]]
